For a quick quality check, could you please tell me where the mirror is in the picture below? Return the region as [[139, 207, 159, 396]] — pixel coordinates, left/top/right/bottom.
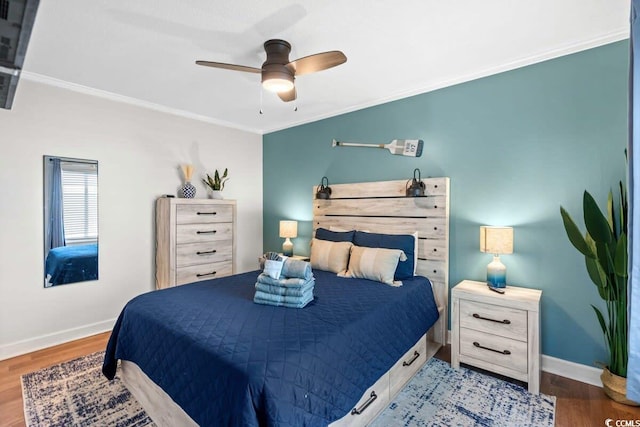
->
[[43, 156, 98, 287]]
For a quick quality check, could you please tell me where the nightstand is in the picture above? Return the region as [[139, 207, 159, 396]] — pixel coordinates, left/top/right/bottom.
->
[[451, 280, 542, 393], [280, 254, 310, 261]]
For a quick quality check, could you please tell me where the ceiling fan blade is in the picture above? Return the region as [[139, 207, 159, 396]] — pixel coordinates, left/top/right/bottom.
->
[[288, 51, 347, 76], [278, 86, 297, 102], [195, 60, 261, 74]]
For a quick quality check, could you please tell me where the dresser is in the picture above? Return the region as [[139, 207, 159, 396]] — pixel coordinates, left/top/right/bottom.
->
[[451, 280, 542, 393], [155, 198, 236, 288]]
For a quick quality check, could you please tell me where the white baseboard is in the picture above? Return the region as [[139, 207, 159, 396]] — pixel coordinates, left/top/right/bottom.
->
[[541, 354, 602, 387], [446, 329, 602, 387], [0, 318, 116, 361]]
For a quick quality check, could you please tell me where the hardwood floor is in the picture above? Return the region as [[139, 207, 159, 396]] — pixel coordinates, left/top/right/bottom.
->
[[1, 335, 638, 426], [0, 332, 110, 427]]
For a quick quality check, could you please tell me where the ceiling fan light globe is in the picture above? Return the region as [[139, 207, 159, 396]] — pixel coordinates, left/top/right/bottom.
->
[[262, 77, 294, 93]]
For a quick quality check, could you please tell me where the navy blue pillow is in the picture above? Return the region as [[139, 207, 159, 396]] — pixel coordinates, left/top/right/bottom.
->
[[315, 228, 355, 242], [353, 231, 416, 280]]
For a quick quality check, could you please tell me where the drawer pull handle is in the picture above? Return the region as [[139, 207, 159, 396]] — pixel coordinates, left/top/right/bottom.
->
[[197, 230, 217, 234], [197, 212, 217, 215], [473, 313, 511, 324], [402, 350, 420, 367], [196, 250, 217, 255], [473, 341, 511, 355], [196, 271, 217, 277], [351, 391, 377, 415]]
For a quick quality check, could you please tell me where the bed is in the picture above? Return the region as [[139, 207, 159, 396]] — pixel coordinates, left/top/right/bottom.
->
[[103, 178, 450, 426], [44, 243, 98, 287]]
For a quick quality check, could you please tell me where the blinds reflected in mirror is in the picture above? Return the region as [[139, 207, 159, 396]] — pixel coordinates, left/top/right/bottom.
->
[[60, 161, 97, 244]]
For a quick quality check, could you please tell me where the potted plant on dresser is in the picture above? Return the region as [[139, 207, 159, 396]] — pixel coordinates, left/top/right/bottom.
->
[[202, 168, 229, 199], [560, 183, 638, 406]]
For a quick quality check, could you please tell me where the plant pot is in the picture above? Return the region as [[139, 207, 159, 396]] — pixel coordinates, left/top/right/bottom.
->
[[601, 368, 640, 406], [208, 190, 223, 200]]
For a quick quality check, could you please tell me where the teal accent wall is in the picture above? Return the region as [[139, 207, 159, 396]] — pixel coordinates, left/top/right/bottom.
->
[[263, 41, 628, 367]]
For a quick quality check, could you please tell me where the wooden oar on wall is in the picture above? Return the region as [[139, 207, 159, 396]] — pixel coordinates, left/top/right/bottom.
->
[[332, 138, 423, 157]]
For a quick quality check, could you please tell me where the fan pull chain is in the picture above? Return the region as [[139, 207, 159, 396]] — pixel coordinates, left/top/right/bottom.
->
[[259, 87, 264, 115]]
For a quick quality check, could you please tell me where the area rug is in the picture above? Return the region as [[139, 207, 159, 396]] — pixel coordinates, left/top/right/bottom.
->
[[22, 352, 555, 426], [21, 351, 153, 427], [371, 358, 556, 427]]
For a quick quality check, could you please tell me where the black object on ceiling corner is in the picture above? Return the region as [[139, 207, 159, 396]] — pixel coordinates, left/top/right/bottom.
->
[[0, 0, 40, 110]]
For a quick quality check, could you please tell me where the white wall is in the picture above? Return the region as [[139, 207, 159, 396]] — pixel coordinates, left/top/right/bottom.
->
[[0, 79, 263, 359]]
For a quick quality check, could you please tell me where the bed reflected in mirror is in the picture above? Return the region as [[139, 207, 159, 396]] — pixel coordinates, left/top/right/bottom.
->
[[43, 156, 98, 287]]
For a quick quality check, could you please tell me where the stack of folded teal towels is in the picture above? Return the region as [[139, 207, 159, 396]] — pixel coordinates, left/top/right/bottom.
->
[[254, 252, 315, 308]]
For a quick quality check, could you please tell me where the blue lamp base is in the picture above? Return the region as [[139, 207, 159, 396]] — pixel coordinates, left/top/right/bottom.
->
[[282, 238, 293, 257], [486, 255, 507, 288]]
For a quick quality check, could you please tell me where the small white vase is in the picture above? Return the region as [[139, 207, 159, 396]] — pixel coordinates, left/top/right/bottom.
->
[[208, 190, 224, 200]]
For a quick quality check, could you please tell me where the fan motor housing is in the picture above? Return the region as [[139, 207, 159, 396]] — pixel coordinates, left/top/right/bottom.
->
[[261, 39, 294, 86]]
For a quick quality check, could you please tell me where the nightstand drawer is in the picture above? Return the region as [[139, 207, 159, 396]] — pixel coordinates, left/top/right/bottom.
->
[[459, 300, 527, 341], [459, 328, 527, 373]]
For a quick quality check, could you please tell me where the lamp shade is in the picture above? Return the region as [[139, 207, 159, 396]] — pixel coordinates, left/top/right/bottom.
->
[[279, 220, 298, 238], [480, 226, 513, 255]]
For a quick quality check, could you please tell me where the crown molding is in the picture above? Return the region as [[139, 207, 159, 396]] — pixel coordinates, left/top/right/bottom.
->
[[20, 71, 262, 134]]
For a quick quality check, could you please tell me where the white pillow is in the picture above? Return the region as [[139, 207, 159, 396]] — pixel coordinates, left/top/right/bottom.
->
[[340, 245, 407, 286], [310, 238, 353, 274]]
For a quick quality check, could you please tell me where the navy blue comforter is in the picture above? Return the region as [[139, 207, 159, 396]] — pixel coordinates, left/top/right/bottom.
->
[[44, 243, 98, 286], [103, 269, 439, 426]]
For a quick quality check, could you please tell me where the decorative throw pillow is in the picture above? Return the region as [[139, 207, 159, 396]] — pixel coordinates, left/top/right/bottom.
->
[[315, 227, 355, 242], [310, 238, 353, 274], [353, 231, 416, 280], [340, 245, 407, 286]]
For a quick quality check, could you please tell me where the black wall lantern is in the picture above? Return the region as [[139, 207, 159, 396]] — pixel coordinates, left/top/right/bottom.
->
[[316, 176, 332, 199], [406, 168, 426, 197]]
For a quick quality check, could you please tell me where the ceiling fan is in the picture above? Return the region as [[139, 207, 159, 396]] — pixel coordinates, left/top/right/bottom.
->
[[196, 39, 347, 102]]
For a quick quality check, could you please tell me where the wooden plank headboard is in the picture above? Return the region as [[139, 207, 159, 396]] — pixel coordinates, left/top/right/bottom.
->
[[312, 178, 450, 346]]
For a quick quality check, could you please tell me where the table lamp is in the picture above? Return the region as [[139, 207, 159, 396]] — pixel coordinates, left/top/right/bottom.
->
[[480, 226, 513, 288], [279, 220, 298, 256]]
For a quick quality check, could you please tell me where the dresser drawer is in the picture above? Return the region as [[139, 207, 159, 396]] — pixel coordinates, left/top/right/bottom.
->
[[389, 335, 427, 396], [176, 261, 233, 285], [459, 328, 527, 373], [176, 204, 233, 224], [176, 240, 232, 267], [176, 223, 233, 244], [459, 300, 527, 341]]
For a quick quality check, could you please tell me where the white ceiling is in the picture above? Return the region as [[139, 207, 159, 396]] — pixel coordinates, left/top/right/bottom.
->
[[22, 0, 630, 134]]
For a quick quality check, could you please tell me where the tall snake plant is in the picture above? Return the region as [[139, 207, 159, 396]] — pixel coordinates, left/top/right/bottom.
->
[[560, 182, 628, 377]]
